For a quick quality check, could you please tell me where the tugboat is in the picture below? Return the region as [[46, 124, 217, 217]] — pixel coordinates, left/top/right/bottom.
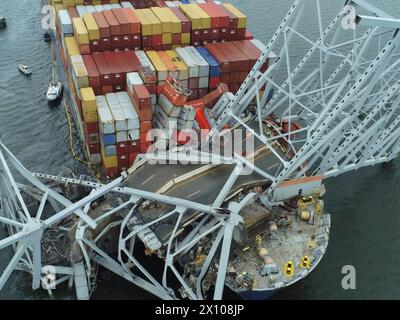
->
[[44, 31, 52, 42], [0, 16, 6, 29], [17, 64, 32, 76], [46, 81, 63, 102]]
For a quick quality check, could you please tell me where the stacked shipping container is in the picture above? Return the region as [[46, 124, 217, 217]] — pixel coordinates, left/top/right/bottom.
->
[[53, 0, 267, 178]]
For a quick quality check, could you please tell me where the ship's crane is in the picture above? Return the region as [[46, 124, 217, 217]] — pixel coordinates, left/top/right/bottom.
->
[[1, 0, 400, 300]]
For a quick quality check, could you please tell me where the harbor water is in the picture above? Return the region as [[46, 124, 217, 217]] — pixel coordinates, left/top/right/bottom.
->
[[1, 0, 400, 299]]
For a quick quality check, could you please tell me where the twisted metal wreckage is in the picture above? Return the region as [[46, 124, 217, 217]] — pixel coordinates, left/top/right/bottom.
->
[[2, 0, 400, 299]]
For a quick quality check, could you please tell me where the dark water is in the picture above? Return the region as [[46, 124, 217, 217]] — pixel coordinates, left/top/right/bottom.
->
[[1, 0, 400, 299]]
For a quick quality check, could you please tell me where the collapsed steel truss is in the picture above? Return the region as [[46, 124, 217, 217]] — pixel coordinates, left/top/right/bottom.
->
[[1, 0, 400, 300]]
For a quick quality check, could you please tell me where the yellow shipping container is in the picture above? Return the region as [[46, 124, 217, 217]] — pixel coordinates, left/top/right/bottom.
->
[[83, 13, 100, 41], [74, 0, 84, 5], [162, 33, 172, 45], [166, 8, 181, 34], [166, 50, 188, 80], [151, 7, 172, 34], [83, 110, 98, 123], [64, 36, 80, 57], [223, 4, 247, 29], [143, 9, 162, 35], [72, 17, 89, 45], [146, 51, 168, 82], [178, 4, 202, 30], [135, 9, 152, 36], [191, 4, 211, 29], [101, 148, 118, 168], [80, 87, 97, 113], [181, 33, 190, 44], [62, 0, 74, 8]]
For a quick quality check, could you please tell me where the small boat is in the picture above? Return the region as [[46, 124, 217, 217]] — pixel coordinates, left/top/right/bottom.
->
[[18, 64, 32, 75], [46, 81, 63, 102], [0, 16, 6, 29], [44, 32, 52, 42]]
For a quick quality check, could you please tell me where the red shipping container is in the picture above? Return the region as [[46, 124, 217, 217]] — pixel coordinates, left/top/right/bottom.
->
[[111, 35, 122, 49], [84, 121, 98, 135], [210, 28, 219, 41], [191, 30, 201, 42], [117, 141, 129, 155], [90, 40, 101, 53], [245, 31, 254, 40], [238, 71, 248, 82], [152, 35, 162, 46], [128, 140, 140, 153], [199, 3, 220, 28], [236, 28, 246, 40], [121, 35, 131, 48], [104, 51, 124, 86], [140, 120, 152, 133], [93, 87, 102, 96], [100, 37, 111, 51], [102, 10, 121, 36], [172, 33, 181, 45], [209, 76, 220, 89], [188, 78, 199, 90], [117, 153, 129, 167], [219, 27, 228, 41], [93, 52, 112, 86], [220, 73, 230, 84], [120, 8, 141, 34], [116, 50, 141, 73], [228, 29, 237, 41], [102, 85, 113, 95], [219, 5, 238, 29], [232, 41, 259, 67], [93, 12, 111, 38], [67, 7, 79, 19], [88, 143, 100, 154], [139, 142, 151, 153], [153, 45, 163, 51], [112, 8, 130, 36], [129, 151, 139, 165], [105, 167, 118, 178], [145, 83, 157, 95], [198, 88, 209, 99], [205, 43, 230, 73], [170, 8, 191, 33], [79, 44, 90, 55], [133, 84, 151, 109], [82, 55, 101, 88], [142, 36, 152, 50], [131, 34, 141, 49], [230, 72, 239, 83], [201, 29, 210, 41]]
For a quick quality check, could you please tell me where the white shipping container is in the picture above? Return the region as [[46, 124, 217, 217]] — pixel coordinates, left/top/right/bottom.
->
[[110, 4, 122, 9], [86, 5, 97, 14], [198, 77, 209, 89], [176, 47, 198, 78], [76, 5, 89, 17], [185, 46, 210, 78], [95, 5, 105, 12], [128, 130, 140, 141], [103, 4, 113, 10], [58, 10, 73, 35], [97, 96, 115, 134], [159, 93, 182, 118], [126, 72, 143, 91], [120, 1, 134, 8], [116, 131, 128, 143], [105, 93, 127, 132], [135, 51, 157, 84], [116, 92, 140, 130]]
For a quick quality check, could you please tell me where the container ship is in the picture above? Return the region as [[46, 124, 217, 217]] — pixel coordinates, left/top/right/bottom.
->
[[0, 0, 333, 300]]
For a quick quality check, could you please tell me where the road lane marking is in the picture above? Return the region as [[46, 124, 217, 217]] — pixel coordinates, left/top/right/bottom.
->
[[186, 190, 201, 198], [142, 174, 155, 185]]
